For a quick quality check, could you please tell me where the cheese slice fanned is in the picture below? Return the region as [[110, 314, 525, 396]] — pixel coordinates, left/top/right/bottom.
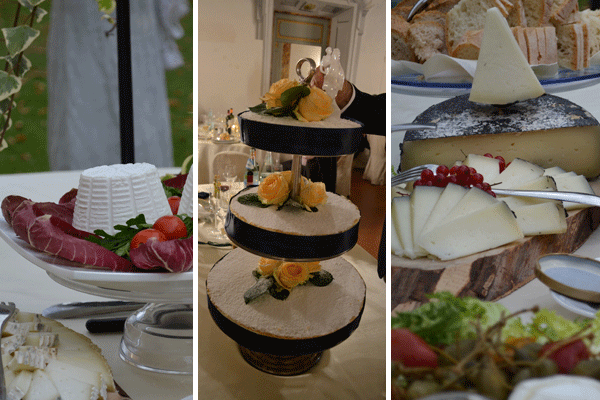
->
[[469, 7, 545, 105]]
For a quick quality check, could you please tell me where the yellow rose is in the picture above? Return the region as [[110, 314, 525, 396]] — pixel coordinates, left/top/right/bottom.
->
[[261, 79, 298, 109], [294, 86, 333, 122], [301, 261, 321, 274], [281, 171, 308, 192], [257, 173, 290, 206], [299, 181, 327, 209], [257, 257, 282, 276], [274, 262, 310, 290]]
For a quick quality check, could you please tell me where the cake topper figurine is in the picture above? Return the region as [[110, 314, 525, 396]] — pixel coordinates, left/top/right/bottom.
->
[[319, 47, 345, 118]]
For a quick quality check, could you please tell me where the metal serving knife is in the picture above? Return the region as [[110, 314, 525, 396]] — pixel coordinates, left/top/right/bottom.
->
[[42, 301, 145, 319]]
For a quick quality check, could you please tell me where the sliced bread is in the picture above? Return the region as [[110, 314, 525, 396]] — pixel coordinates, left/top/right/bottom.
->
[[580, 9, 600, 58], [392, 13, 417, 61], [556, 22, 589, 70], [507, 0, 528, 26], [445, 0, 514, 52], [408, 20, 448, 62], [549, 0, 580, 25], [522, 0, 553, 27]]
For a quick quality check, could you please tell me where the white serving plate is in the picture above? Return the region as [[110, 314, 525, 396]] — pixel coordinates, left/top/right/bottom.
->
[[550, 291, 598, 319], [391, 64, 600, 97], [0, 217, 192, 303]]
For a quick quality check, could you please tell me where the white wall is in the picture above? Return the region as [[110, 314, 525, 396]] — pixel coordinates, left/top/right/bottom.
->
[[198, 0, 386, 119]]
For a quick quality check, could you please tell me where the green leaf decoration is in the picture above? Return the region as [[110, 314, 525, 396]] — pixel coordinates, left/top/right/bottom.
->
[[18, 0, 46, 9], [0, 71, 21, 102], [248, 103, 267, 114], [237, 193, 271, 208], [0, 112, 12, 131], [1, 54, 32, 78], [269, 285, 290, 301], [2, 26, 40, 57], [244, 276, 275, 304], [309, 270, 334, 287], [33, 8, 48, 23], [96, 0, 116, 14], [280, 85, 310, 108], [0, 99, 15, 114], [0, 138, 7, 152]]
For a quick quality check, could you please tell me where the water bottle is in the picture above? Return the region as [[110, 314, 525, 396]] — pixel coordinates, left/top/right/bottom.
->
[[259, 152, 275, 182]]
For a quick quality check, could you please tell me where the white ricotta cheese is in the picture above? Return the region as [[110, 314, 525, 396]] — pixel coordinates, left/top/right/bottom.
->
[[177, 164, 194, 217], [72, 163, 171, 235]]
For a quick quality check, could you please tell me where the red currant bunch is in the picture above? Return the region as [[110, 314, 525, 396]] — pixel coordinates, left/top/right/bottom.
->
[[414, 164, 495, 197], [483, 153, 509, 173]]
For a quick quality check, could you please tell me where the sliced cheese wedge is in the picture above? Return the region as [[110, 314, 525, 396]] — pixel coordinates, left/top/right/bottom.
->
[[499, 175, 559, 210], [543, 166, 567, 177], [7, 370, 33, 400], [469, 7, 545, 105], [23, 370, 60, 400], [438, 187, 498, 225], [419, 183, 468, 239], [513, 202, 567, 236], [391, 202, 404, 256], [45, 359, 105, 400], [392, 196, 416, 259], [463, 154, 501, 183], [553, 173, 595, 210], [410, 186, 443, 256], [491, 158, 545, 189], [419, 201, 524, 260]]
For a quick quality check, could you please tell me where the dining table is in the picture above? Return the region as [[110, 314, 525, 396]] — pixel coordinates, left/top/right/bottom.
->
[[196, 184, 387, 399], [0, 169, 192, 400], [391, 73, 600, 318]]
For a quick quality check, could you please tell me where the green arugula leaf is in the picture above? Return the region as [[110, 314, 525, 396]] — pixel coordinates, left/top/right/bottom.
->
[[85, 214, 153, 258], [309, 270, 333, 287], [237, 193, 271, 208]]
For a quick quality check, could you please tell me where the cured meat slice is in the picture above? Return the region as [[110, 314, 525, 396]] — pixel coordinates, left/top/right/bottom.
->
[[11, 200, 37, 244], [130, 236, 193, 272], [27, 214, 135, 272], [1, 195, 29, 226], [32, 202, 74, 225]]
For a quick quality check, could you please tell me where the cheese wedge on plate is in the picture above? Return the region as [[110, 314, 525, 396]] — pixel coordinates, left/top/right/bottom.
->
[[469, 7, 545, 105], [2, 311, 116, 400]]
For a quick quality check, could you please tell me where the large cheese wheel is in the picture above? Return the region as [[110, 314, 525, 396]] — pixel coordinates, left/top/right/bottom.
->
[[400, 94, 600, 178]]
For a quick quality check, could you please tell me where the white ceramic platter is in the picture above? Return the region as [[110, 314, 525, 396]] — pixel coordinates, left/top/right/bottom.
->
[[0, 217, 192, 303]]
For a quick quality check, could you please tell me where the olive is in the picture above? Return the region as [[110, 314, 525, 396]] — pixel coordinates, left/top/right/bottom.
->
[[472, 356, 510, 400], [514, 342, 544, 362], [531, 358, 559, 377], [405, 379, 441, 400], [441, 339, 478, 365], [572, 359, 600, 379], [512, 368, 533, 386]]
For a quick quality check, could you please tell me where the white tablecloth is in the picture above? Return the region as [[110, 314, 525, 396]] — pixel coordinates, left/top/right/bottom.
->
[[391, 81, 600, 318], [0, 169, 192, 400], [196, 186, 386, 399], [197, 139, 251, 184]]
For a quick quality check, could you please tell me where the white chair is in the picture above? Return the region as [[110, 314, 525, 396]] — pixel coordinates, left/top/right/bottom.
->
[[212, 151, 249, 182]]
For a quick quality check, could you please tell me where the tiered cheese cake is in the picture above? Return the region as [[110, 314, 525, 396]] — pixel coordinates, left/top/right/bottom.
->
[[206, 111, 366, 375]]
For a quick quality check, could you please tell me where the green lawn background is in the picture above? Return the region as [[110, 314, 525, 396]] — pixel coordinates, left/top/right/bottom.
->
[[0, 0, 193, 174]]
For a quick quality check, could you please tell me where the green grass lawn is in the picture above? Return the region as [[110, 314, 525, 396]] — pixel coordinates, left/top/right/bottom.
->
[[0, 0, 193, 174]]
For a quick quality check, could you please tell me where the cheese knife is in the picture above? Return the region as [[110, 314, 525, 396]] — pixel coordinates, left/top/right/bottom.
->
[[42, 301, 145, 319]]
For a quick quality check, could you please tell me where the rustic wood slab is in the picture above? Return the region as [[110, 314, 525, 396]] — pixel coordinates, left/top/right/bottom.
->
[[391, 181, 600, 312]]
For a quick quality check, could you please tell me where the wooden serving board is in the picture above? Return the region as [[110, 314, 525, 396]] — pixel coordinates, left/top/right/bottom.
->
[[391, 181, 600, 312]]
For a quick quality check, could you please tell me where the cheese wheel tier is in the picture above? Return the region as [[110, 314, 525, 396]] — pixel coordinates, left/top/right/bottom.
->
[[225, 186, 360, 260], [206, 248, 366, 375], [400, 94, 600, 178], [238, 111, 363, 156]]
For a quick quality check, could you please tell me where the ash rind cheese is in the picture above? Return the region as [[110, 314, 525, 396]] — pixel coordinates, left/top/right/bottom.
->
[[400, 94, 600, 178], [404, 94, 598, 140]]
